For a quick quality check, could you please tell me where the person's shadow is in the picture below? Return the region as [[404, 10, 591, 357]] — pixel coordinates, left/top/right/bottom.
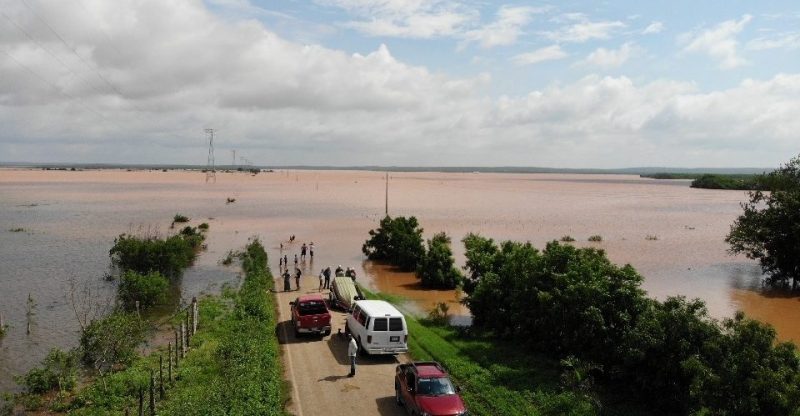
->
[[317, 375, 349, 382]]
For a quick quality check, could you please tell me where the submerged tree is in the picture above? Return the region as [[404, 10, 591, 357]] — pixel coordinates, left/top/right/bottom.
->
[[362, 216, 425, 271], [417, 232, 462, 289], [726, 154, 800, 290]]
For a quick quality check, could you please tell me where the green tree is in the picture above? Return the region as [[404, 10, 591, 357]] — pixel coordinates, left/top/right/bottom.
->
[[362, 216, 425, 271], [79, 312, 146, 374], [417, 232, 462, 289], [726, 154, 800, 290], [117, 270, 169, 310], [17, 348, 78, 394], [461, 233, 499, 295]]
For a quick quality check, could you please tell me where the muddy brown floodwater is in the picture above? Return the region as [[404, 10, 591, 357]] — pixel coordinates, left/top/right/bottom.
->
[[0, 168, 797, 393]]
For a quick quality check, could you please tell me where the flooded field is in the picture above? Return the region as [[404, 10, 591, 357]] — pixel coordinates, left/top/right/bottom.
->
[[1, 168, 796, 392]]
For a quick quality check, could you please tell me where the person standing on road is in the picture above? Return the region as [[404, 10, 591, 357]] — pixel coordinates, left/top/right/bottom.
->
[[294, 254, 298, 267], [318, 269, 324, 291], [324, 267, 331, 289], [348, 334, 358, 377], [295, 267, 302, 290], [282, 270, 291, 292]]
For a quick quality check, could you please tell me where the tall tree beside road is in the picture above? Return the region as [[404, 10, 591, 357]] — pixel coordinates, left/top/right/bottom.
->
[[362, 216, 425, 271], [726, 154, 800, 290]]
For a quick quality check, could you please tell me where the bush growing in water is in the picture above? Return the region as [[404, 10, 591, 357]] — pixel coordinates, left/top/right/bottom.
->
[[587, 235, 602, 242], [462, 235, 800, 414], [172, 213, 190, 223], [198, 222, 209, 231], [79, 312, 146, 373], [560, 235, 575, 242], [17, 348, 78, 394], [417, 232, 462, 289], [362, 215, 425, 271], [109, 231, 204, 277], [117, 270, 169, 310]]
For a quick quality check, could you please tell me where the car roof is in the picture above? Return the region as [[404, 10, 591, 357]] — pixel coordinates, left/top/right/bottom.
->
[[412, 362, 448, 378], [297, 294, 325, 303], [354, 300, 403, 317]]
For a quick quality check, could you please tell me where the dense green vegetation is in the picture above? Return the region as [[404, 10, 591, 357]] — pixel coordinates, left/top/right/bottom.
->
[[461, 235, 800, 415], [117, 270, 169, 310], [17, 349, 78, 394], [362, 215, 425, 271], [640, 172, 765, 190], [727, 154, 800, 290], [172, 213, 190, 223], [109, 227, 204, 277], [79, 312, 147, 373], [417, 232, 463, 289]]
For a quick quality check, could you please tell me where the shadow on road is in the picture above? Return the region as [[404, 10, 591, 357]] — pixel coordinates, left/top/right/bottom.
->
[[275, 320, 328, 345], [317, 374, 350, 382], [376, 396, 405, 416], [325, 335, 401, 365]]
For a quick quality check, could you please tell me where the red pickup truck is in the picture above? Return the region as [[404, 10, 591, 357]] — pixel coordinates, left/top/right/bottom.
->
[[289, 294, 331, 337], [395, 361, 468, 416]]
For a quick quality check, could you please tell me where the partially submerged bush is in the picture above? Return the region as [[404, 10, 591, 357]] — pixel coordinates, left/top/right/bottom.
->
[[427, 302, 451, 325], [560, 235, 575, 242], [117, 270, 169, 310], [587, 235, 603, 242], [109, 231, 204, 277], [172, 213, 190, 223], [198, 222, 209, 231], [17, 348, 78, 394]]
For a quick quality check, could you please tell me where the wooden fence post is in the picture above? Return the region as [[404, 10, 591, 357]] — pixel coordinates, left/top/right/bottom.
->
[[159, 355, 165, 399], [138, 387, 144, 416], [185, 311, 191, 346], [168, 343, 173, 382], [174, 332, 179, 369], [179, 323, 185, 358], [149, 369, 155, 416], [192, 297, 198, 334]]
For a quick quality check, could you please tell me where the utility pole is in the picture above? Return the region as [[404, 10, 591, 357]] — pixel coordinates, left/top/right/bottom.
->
[[231, 150, 236, 168], [205, 128, 216, 183], [385, 171, 389, 217]]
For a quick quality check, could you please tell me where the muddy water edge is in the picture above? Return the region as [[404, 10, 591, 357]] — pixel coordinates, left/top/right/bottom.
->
[[0, 168, 795, 393]]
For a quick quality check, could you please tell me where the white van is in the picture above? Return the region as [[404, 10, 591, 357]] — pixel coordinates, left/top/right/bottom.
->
[[345, 300, 408, 355]]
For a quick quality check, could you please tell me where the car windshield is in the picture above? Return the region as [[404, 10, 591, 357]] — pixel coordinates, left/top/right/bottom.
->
[[417, 377, 455, 396], [298, 301, 327, 316]]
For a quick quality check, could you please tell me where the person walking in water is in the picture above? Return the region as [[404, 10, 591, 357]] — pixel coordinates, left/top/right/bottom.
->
[[348, 334, 358, 377], [283, 254, 288, 268], [301, 243, 307, 260], [295, 267, 301, 290], [294, 254, 298, 267], [309, 242, 314, 260]]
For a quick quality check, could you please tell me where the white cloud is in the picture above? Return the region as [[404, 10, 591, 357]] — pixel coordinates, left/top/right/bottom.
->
[[642, 21, 664, 34], [747, 32, 800, 50], [581, 42, 638, 68], [682, 15, 752, 69], [461, 6, 546, 48], [0, 1, 798, 167], [316, 0, 475, 38], [512, 45, 568, 66], [544, 16, 626, 43]]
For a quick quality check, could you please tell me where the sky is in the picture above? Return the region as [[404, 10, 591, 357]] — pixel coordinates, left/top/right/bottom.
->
[[0, 0, 799, 168]]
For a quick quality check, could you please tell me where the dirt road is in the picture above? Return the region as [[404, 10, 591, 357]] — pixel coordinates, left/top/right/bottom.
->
[[274, 275, 408, 416]]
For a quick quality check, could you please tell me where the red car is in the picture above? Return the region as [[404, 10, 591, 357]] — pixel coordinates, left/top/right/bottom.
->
[[395, 361, 468, 416], [289, 294, 331, 337]]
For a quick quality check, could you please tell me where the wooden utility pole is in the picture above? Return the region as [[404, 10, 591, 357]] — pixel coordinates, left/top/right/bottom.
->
[[385, 171, 389, 216]]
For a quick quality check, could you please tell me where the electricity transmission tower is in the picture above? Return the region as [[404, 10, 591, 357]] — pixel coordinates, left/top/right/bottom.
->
[[205, 128, 216, 183]]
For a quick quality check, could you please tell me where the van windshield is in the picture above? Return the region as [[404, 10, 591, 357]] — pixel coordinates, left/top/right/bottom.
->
[[298, 301, 327, 316], [389, 317, 404, 331]]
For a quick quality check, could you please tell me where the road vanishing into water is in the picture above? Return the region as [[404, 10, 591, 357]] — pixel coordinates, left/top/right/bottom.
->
[[274, 274, 408, 416]]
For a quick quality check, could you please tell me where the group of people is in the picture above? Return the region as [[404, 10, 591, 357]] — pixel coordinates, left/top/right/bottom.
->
[[317, 265, 357, 291], [279, 239, 315, 292]]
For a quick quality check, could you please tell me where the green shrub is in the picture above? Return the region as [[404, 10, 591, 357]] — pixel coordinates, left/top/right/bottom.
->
[[560, 235, 575, 242], [79, 312, 146, 372], [587, 235, 602, 242], [17, 348, 78, 394], [362, 215, 425, 271], [198, 222, 209, 231], [417, 232, 463, 289], [173, 214, 190, 223], [117, 270, 169, 310]]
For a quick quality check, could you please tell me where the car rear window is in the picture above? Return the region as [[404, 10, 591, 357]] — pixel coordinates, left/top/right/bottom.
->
[[373, 318, 388, 331], [298, 301, 327, 316], [389, 317, 404, 331]]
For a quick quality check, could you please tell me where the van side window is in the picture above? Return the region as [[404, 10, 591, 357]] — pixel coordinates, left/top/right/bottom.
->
[[357, 311, 366, 326], [373, 318, 388, 331], [389, 317, 404, 331], [352, 306, 360, 318]]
